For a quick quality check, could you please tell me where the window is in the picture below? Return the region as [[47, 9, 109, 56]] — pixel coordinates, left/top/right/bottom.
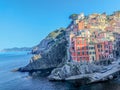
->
[[89, 47, 91, 49], [85, 26, 87, 29], [82, 52, 84, 55], [82, 47, 84, 50], [86, 52, 89, 55], [91, 47, 94, 49], [77, 52, 80, 55], [77, 41, 80, 44], [98, 49, 100, 52], [86, 46, 89, 49], [105, 50, 108, 53], [80, 57, 82, 60], [89, 47, 94, 50], [93, 52, 95, 54], [97, 44, 101, 48], [77, 31, 81, 35], [92, 56, 95, 61], [72, 47, 74, 50], [77, 47, 80, 50], [105, 45, 108, 48], [89, 52, 91, 55]]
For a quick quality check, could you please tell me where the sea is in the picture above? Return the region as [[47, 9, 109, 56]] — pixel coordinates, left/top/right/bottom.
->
[[0, 51, 120, 90]]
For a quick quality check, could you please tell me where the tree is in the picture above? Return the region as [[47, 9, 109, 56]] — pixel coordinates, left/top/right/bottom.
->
[[69, 14, 78, 20]]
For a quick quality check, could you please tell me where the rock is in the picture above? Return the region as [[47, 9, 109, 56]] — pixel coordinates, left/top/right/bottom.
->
[[11, 68, 20, 72], [20, 28, 67, 74], [48, 62, 102, 81]]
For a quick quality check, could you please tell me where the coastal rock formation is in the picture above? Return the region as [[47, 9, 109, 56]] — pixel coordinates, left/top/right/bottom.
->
[[19, 28, 68, 73], [19, 11, 120, 85], [48, 62, 102, 80]]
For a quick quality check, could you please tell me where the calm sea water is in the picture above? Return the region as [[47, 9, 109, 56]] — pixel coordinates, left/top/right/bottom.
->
[[0, 52, 120, 90]]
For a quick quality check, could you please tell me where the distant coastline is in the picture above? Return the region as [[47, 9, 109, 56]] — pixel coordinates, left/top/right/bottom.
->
[[0, 47, 32, 52]]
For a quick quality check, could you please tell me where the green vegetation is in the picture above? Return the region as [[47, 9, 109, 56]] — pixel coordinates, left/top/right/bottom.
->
[[69, 14, 78, 20], [47, 28, 66, 39]]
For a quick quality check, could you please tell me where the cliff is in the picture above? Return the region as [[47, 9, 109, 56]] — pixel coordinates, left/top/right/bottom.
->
[[32, 27, 66, 54], [19, 28, 68, 74]]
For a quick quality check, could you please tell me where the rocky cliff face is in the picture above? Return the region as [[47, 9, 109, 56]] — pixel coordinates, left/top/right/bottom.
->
[[32, 28, 66, 54], [20, 28, 68, 73]]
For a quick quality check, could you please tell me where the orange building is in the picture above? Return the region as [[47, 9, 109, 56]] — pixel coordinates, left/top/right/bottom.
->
[[78, 20, 90, 30], [78, 21, 85, 30]]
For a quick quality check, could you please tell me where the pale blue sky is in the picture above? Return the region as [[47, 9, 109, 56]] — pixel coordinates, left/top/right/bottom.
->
[[0, 0, 120, 50]]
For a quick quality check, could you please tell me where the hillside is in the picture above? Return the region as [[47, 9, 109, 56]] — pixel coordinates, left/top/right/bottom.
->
[[19, 28, 67, 75]]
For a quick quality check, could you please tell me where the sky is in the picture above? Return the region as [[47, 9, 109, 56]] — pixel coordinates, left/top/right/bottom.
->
[[0, 0, 120, 50]]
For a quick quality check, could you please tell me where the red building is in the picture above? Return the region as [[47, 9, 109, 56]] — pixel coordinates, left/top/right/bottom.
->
[[95, 41, 114, 60], [70, 36, 89, 62]]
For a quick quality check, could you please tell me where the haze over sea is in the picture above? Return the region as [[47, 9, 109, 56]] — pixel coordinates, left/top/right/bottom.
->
[[0, 51, 120, 90]]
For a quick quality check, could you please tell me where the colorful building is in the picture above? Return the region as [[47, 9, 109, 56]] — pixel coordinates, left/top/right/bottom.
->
[[70, 36, 89, 62], [88, 41, 96, 62], [67, 12, 120, 62], [95, 41, 114, 60]]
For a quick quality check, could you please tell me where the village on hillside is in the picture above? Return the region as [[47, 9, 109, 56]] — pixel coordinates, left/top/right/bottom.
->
[[66, 11, 120, 63], [20, 11, 120, 84]]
